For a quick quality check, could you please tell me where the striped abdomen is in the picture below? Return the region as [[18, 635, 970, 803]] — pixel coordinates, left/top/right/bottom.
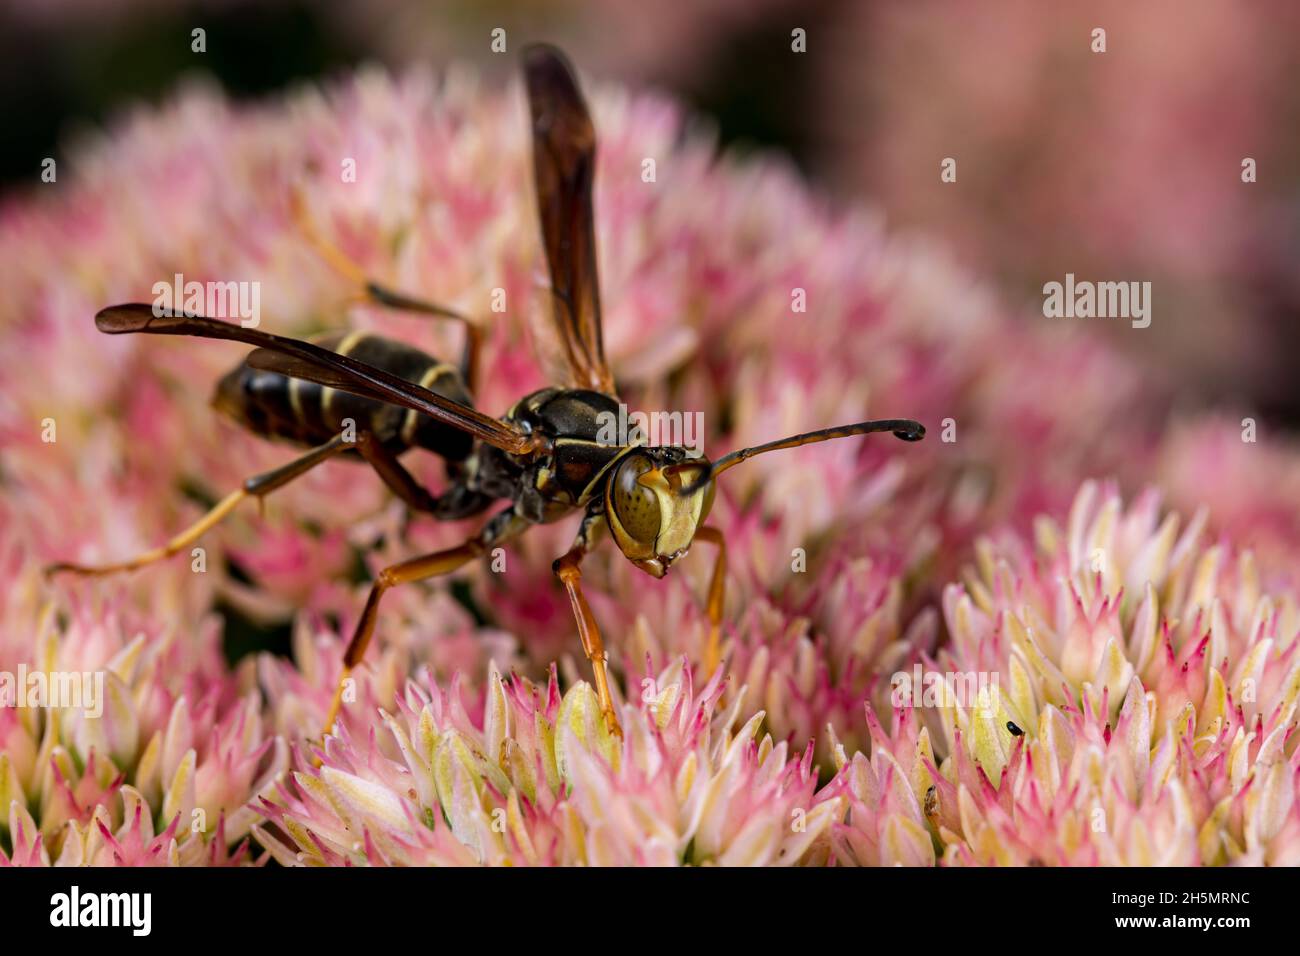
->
[[212, 331, 475, 461]]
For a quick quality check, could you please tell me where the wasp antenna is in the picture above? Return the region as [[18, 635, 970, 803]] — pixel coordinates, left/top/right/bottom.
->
[[95, 303, 170, 334], [682, 418, 924, 495]]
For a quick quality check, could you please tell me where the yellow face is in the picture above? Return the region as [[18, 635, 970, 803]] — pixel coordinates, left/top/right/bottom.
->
[[605, 452, 714, 578]]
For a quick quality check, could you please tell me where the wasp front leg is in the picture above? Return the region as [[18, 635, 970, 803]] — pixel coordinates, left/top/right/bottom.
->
[[692, 526, 728, 674], [553, 508, 623, 738]]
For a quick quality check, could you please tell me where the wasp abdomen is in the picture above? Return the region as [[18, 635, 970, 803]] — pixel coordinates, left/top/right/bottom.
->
[[213, 331, 475, 461]]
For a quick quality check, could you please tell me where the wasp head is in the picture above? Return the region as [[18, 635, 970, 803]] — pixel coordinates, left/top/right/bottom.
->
[[604, 447, 714, 578]]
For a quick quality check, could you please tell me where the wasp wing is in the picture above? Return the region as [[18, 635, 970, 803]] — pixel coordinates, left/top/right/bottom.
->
[[524, 44, 617, 397], [95, 304, 536, 455]]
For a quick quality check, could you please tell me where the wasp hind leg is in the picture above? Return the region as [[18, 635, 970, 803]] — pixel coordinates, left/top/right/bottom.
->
[[289, 189, 482, 391], [319, 509, 528, 752], [45, 433, 351, 578]]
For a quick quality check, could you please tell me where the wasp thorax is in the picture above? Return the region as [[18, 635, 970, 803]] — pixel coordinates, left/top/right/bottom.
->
[[606, 450, 713, 578]]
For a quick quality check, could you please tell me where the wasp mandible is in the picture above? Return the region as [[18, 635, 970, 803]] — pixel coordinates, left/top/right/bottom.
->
[[49, 45, 924, 740]]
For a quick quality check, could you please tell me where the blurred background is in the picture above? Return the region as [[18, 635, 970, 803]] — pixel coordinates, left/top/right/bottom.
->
[[3, 0, 1299, 424]]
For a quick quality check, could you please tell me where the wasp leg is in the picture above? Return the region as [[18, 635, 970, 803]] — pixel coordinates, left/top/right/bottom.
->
[[289, 189, 482, 391], [362, 283, 482, 394], [320, 509, 527, 745], [354, 431, 487, 518], [552, 510, 623, 738], [46, 434, 350, 578], [692, 526, 728, 674]]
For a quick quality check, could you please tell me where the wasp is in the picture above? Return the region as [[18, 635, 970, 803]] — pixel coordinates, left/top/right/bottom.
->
[[49, 45, 924, 740]]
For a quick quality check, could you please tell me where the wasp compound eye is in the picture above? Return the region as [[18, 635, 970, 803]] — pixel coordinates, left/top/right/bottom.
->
[[611, 455, 660, 548]]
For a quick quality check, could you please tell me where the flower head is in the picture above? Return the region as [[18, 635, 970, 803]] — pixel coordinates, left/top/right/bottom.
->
[[1, 53, 1298, 869], [257, 661, 833, 866], [843, 482, 1300, 866], [0, 545, 285, 865]]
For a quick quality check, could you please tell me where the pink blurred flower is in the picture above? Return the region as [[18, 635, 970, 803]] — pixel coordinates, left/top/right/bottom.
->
[[1157, 416, 1300, 576], [820, 0, 1300, 405]]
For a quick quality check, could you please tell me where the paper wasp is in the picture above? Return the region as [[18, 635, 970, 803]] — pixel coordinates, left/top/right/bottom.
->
[[48, 45, 924, 740]]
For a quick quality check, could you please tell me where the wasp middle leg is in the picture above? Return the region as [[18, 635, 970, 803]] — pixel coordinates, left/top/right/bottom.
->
[[553, 508, 623, 739], [353, 431, 489, 520], [46, 433, 352, 577]]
